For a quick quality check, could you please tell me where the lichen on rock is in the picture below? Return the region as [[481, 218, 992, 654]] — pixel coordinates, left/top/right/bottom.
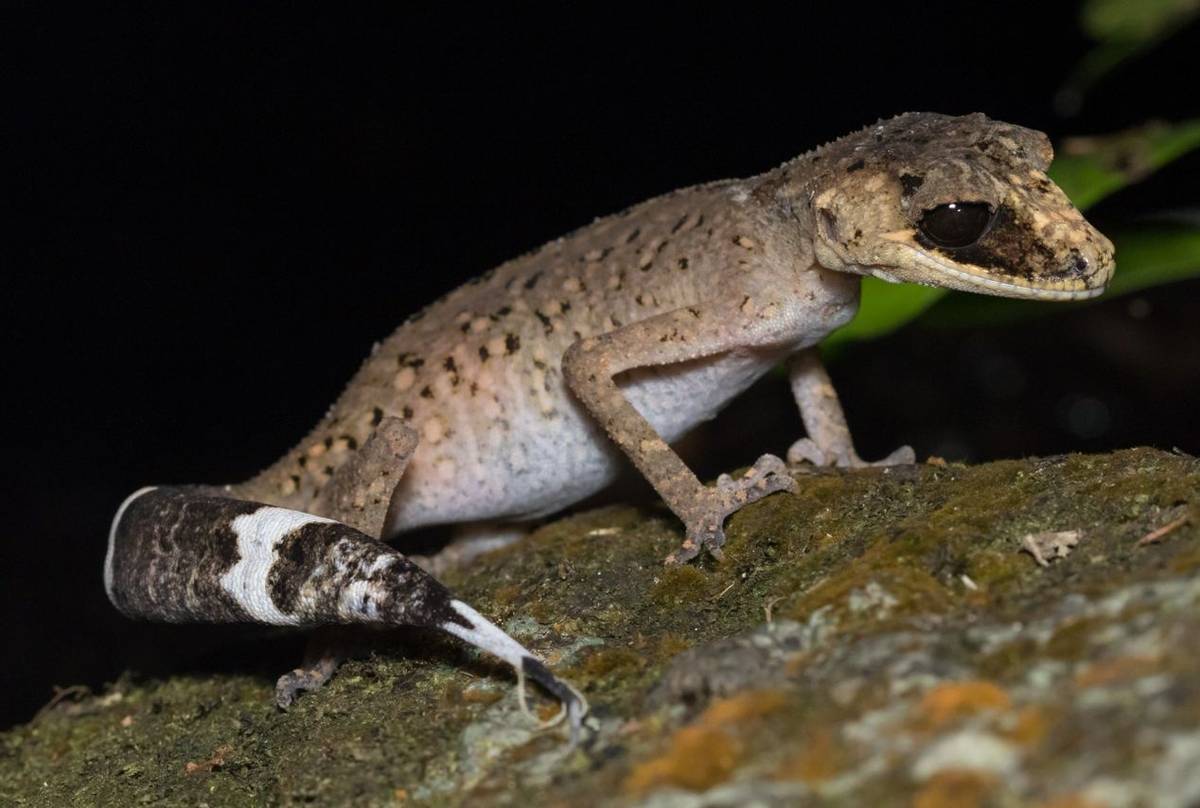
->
[[3, 448, 1198, 806]]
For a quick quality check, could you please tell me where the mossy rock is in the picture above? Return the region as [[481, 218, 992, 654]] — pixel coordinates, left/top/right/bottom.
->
[[3, 447, 1199, 806]]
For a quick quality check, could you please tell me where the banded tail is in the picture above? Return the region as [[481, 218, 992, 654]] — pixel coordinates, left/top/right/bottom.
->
[[105, 486, 586, 735]]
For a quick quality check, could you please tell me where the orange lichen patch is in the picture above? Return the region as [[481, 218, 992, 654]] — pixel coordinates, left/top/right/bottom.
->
[[773, 729, 846, 784], [1033, 794, 1106, 808], [460, 686, 504, 706], [1001, 705, 1050, 747], [700, 689, 788, 724], [625, 724, 740, 794], [916, 681, 1011, 729], [624, 690, 788, 795], [577, 647, 644, 679], [1073, 654, 1162, 688], [537, 701, 562, 722], [913, 770, 997, 808]]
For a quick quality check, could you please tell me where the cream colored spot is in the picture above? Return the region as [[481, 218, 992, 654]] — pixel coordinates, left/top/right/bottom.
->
[[865, 174, 885, 192], [435, 457, 456, 482], [280, 477, 297, 496], [480, 395, 502, 419], [306, 442, 326, 459], [454, 311, 472, 325], [606, 273, 622, 290], [470, 317, 490, 333], [422, 417, 446, 444], [393, 366, 416, 391], [583, 248, 605, 262], [740, 296, 757, 315], [735, 236, 756, 250], [487, 336, 506, 358], [543, 300, 562, 316], [331, 437, 351, 453], [814, 188, 836, 207], [760, 302, 780, 320], [563, 277, 582, 293]]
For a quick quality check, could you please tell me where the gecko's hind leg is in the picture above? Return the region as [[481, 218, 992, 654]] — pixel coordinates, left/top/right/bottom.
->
[[275, 627, 354, 709], [410, 523, 528, 577], [315, 416, 419, 537], [276, 416, 418, 707]]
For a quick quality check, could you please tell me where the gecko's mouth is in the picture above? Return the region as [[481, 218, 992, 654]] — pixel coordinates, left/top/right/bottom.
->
[[895, 246, 1108, 301]]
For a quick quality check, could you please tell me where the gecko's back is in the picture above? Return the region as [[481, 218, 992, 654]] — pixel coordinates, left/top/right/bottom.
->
[[237, 176, 819, 532]]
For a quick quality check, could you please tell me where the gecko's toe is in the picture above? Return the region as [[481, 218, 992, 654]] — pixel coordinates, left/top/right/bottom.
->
[[788, 439, 916, 469], [879, 445, 917, 465], [787, 438, 830, 467], [666, 456, 794, 565], [274, 653, 341, 709]]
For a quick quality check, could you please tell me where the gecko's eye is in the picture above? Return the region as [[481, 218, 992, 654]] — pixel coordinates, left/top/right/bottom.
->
[[918, 202, 993, 249]]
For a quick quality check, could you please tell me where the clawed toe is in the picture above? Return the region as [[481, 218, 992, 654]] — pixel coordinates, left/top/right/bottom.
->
[[788, 438, 916, 469], [666, 455, 795, 565], [274, 649, 342, 709]]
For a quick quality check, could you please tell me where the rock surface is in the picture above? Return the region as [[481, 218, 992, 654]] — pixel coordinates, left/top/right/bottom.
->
[[3, 447, 1199, 806]]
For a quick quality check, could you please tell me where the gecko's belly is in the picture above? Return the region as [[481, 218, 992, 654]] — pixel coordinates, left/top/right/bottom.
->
[[384, 347, 787, 534]]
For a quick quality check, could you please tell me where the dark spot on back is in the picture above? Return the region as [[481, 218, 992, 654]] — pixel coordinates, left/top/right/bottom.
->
[[847, 159, 865, 172]]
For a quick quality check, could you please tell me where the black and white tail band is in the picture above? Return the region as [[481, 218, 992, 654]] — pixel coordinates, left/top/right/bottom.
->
[[105, 486, 586, 734]]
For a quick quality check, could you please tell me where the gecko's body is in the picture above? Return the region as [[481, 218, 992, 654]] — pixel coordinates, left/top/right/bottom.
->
[[237, 179, 856, 535], [106, 113, 1114, 724]]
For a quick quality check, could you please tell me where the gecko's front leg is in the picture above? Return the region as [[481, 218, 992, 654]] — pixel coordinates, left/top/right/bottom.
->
[[563, 302, 797, 565], [786, 348, 915, 468]]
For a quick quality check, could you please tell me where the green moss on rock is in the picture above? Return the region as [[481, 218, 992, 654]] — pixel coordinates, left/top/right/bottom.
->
[[3, 448, 1198, 806]]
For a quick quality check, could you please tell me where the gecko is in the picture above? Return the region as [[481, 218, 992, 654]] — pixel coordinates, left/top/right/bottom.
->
[[105, 112, 1114, 733]]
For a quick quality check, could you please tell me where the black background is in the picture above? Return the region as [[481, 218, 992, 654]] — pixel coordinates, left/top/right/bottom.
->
[[3, 5, 1197, 729]]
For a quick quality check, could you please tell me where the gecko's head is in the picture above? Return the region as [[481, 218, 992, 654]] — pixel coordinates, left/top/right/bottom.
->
[[800, 112, 1114, 300]]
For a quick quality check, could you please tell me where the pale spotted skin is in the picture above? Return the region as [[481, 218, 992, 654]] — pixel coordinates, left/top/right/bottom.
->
[[229, 112, 1113, 563]]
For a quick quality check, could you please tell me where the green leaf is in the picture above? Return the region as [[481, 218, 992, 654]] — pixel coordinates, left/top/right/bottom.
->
[[821, 279, 945, 352], [1049, 119, 1200, 209]]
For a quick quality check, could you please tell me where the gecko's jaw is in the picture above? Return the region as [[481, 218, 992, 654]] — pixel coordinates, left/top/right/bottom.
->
[[896, 246, 1109, 301]]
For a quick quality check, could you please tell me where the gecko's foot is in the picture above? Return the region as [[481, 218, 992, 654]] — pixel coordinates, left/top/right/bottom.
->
[[666, 454, 797, 565], [275, 648, 343, 709], [787, 438, 915, 469]]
